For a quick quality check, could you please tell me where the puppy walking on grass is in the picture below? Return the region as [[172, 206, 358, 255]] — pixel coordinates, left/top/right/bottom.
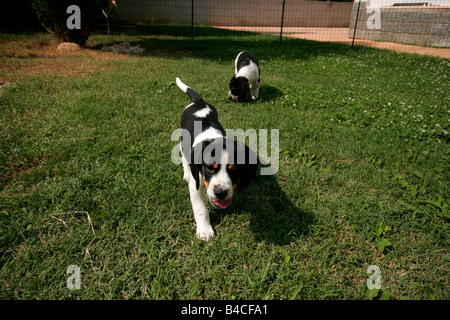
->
[[176, 77, 258, 241]]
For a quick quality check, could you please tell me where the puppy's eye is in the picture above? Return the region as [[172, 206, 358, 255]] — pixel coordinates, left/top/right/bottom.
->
[[206, 163, 219, 172]]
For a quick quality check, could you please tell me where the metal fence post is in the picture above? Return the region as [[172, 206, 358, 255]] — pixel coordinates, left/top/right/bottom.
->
[[280, 0, 286, 46], [352, 0, 362, 47], [191, 0, 194, 41]]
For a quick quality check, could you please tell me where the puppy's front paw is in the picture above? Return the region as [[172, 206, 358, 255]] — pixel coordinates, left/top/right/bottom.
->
[[196, 225, 215, 242]]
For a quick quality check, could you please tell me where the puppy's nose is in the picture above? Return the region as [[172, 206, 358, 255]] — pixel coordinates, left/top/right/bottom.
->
[[214, 187, 229, 200]]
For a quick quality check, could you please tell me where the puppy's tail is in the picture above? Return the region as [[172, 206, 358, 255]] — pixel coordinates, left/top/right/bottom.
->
[[176, 77, 203, 103]]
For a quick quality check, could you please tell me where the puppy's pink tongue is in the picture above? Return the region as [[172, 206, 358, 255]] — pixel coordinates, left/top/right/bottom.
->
[[211, 198, 231, 209]]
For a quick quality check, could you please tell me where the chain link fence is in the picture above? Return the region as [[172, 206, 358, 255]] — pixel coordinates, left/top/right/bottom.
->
[[92, 0, 450, 55]]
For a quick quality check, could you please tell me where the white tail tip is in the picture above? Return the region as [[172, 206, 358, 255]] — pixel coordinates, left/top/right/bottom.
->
[[176, 77, 189, 93]]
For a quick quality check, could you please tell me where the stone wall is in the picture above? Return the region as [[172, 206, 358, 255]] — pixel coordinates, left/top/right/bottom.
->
[[349, 2, 450, 47]]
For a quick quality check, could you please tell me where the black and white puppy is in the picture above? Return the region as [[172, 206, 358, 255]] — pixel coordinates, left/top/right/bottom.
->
[[228, 51, 260, 102], [176, 77, 258, 241]]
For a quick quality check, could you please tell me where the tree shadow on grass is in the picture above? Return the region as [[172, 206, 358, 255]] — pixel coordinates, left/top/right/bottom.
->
[[212, 172, 315, 245], [90, 24, 364, 62]]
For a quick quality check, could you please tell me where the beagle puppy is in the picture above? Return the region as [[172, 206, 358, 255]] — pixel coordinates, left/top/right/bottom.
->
[[228, 51, 260, 102], [176, 77, 258, 241]]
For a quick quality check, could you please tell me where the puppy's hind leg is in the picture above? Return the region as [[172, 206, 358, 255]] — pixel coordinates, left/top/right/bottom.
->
[[252, 79, 260, 100]]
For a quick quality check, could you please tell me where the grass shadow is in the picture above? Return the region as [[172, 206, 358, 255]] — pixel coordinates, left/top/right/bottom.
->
[[249, 173, 315, 245], [92, 20, 258, 38], [89, 23, 366, 62], [212, 172, 315, 245], [258, 85, 284, 102], [220, 85, 284, 105]]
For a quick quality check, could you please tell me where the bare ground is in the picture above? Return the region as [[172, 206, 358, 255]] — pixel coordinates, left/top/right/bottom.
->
[[216, 26, 450, 59]]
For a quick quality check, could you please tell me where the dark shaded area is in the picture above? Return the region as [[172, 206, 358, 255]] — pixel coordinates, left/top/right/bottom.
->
[[88, 23, 365, 63], [0, 0, 43, 32], [249, 173, 315, 245], [212, 172, 315, 245], [31, 0, 96, 46], [258, 85, 284, 102]]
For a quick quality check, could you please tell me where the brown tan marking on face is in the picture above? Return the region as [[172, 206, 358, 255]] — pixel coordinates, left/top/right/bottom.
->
[[202, 175, 210, 189]]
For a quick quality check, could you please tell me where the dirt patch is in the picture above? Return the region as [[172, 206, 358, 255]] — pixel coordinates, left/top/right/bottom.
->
[[100, 42, 145, 53], [0, 38, 123, 83]]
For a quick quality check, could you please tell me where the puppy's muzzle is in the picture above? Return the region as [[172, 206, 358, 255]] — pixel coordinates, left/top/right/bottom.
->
[[228, 90, 237, 101], [214, 186, 229, 200]]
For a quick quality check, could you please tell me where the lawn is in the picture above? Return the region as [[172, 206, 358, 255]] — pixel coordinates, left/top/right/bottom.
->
[[0, 26, 448, 300]]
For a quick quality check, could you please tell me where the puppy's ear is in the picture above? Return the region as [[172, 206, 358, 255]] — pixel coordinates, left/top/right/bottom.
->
[[229, 76, 237, 97], [190, 140, 211, 190], [190, 144, 202, 191], [235, 140, 258, 191], [189, 162, 202, 190], [229, 75, 237, 87], [239, 80, 250, 102]]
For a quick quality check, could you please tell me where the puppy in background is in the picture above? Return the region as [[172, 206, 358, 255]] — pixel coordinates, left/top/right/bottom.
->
[[228, 51, 260, 102]]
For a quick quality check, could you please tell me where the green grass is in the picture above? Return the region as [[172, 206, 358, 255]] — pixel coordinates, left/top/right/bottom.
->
[[0, 26, 449, 300]]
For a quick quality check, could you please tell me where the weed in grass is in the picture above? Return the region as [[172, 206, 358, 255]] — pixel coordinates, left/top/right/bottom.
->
[[373, 222, 392, 253]]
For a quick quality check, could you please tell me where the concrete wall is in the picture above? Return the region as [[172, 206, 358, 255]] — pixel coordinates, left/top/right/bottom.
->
[[114, 0, 353, 28], [349, 2, 450, 47]]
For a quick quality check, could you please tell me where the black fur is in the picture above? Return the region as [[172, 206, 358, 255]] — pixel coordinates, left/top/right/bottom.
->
[[229, 76, 250, 102]]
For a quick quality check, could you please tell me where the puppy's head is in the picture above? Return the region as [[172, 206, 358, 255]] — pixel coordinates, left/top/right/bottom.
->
[[228, 76, 250, 102], [190, 138, 258, 209]]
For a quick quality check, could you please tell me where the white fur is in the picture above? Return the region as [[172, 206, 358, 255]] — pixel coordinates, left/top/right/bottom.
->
[[176, 77, 189, 93], [182, 152, 215, 241], [193, 106, 212, 118], [193, 127, 223, 147], [188, 176, 215, 241], [184, 102, 194, 110], [236, 61, 257, 81], [206, 151, 233, 202], [237, 61, 260, 100], [181, 148, 191, 181], [182, 151, 233, 242]]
